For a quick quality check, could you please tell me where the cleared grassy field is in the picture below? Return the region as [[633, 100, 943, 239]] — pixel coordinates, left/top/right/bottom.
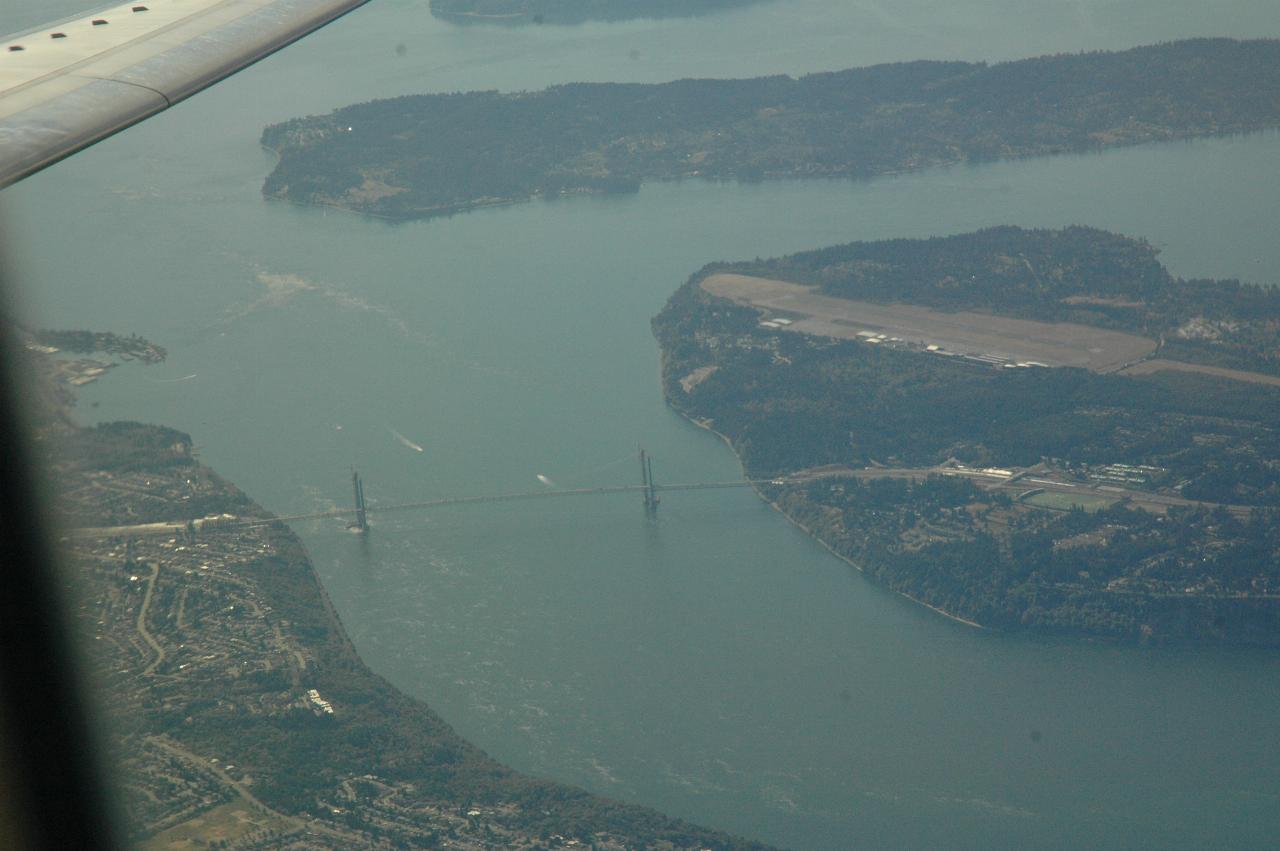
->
[[140, 801, 294, 850], [702, 273, 1157, 371], [1023, 491, 1118, 512]]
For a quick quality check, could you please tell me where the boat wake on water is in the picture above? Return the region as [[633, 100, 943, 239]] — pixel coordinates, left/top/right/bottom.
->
[[390, 428, 425, 453]]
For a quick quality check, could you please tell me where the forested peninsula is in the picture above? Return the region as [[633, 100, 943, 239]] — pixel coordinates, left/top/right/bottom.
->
[[652, 226, 1280, 645], [262, 38, 1280, 220], [430, 0, 765, 25]]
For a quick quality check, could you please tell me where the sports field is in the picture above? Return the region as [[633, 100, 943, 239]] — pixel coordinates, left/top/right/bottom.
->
[[1023, 491, 1118, 512]]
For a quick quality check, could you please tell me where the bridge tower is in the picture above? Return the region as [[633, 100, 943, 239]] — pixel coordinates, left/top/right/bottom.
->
[[639, 448, 660, 514], [348, 469, 368, 533]]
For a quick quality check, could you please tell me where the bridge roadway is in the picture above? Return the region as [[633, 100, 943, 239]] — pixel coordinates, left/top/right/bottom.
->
[[66, 465, 1250, 540], [65, 479, 781, 539], [245, 480, 775, 527]]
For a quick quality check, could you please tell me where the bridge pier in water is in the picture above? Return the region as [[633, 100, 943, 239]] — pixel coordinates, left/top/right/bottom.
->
[[639, 448, 659, 514], [348, 469, 368, 533]]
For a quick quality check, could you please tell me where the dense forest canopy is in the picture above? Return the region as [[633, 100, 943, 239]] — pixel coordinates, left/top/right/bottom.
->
[[33, 328, 167, 363], [652, 227, 1280, 644], [430, 0, 766, 24], [262, 39, 1280, 219]]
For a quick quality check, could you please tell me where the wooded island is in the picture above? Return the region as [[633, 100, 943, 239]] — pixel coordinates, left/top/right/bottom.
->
[[262, 39, 1280, 220]]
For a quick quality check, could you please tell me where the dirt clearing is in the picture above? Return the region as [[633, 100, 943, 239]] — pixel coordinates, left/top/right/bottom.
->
[[1117, 358, 1280, 387]]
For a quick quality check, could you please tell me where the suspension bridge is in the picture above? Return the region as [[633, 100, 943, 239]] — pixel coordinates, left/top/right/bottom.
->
[[67, 450, 790, 540]]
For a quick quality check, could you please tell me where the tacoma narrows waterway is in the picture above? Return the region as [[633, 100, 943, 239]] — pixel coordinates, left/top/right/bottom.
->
[[6, 1, 1280, 847]]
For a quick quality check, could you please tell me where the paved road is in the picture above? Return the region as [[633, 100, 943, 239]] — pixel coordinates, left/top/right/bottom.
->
[[67, 464, 1254, 540]]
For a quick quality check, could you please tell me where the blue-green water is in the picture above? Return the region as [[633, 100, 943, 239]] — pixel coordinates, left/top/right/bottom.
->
[[5, 1, 1280, 847]]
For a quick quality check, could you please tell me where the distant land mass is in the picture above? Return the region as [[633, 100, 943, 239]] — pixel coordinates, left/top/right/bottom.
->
[[652, 226, 1280, 644], [262, 38, 1280, 220], [23, 334, 771, 849], [430, 0, 766, 25]]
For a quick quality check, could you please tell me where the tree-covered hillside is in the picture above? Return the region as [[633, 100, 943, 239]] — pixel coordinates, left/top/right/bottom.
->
[[262, 39, 1280, 219]]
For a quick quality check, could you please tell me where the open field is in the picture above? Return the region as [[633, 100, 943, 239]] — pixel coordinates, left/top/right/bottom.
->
[[139, 801, 294, 850], [702, 273, 1158, 371], [1022, 491, 1118, 512], [1118, 358, 1280, 386]]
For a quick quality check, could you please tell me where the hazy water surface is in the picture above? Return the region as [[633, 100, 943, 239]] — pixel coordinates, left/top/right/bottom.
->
[[5, 1, 1280, 848]]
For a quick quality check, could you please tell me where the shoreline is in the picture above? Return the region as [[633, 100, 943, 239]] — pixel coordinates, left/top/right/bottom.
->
[[35, 335, 772, 847], [262, 121, 1280, 227], [61, 430, 771, 847], [664, 393, 987, 631]]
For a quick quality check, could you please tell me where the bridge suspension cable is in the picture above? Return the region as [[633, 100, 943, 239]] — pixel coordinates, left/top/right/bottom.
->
[[238, 479, 770, 528], [66, 450, 793, 540]]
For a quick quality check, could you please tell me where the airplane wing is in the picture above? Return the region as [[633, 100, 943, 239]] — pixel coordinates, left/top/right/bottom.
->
[[0, 0, 371, 189]]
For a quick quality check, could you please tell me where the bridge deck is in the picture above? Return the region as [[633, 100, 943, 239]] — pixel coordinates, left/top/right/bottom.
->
[[66, 480, 774, 538]]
